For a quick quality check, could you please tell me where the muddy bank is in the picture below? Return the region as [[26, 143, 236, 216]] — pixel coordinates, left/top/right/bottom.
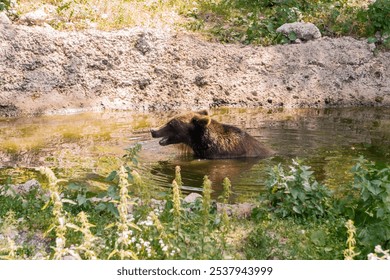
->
[[1, 17, 390, 117]]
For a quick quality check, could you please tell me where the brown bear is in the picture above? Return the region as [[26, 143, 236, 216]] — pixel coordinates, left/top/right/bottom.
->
[[151, 110, 274, 159]]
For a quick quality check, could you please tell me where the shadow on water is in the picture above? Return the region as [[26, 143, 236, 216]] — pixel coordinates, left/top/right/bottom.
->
[[1, 107, 390, 201]]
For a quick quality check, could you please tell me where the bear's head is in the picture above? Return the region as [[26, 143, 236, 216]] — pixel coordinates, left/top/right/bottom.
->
[[151, 110, 211, 146]]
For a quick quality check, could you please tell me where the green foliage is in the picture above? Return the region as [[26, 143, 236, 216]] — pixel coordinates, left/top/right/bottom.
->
[[358, 0, 390, 47], [250, 156, 390, 259], [348, 156, 390, 256], [263, 159, 332, 220], [0, 0, 10, 11], [245, 218, 346, 259], [187, 0, 388, 46], [8, 0, 389, 46], [123, 143, 142, 166], [2, 150, 389, 259], [365, 0, 390, 35], [0, 146, 231, 259], [161, 174, 226, 260]]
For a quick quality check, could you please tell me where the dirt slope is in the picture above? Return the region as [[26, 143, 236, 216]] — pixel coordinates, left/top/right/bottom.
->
[[1, 17, 389, 117]]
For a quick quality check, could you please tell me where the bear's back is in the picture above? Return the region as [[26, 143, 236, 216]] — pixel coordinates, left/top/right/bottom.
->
[[200, 121, 274, 159]]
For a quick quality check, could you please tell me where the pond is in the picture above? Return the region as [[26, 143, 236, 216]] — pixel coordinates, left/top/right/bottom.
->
[[1, 107, 389, 201]]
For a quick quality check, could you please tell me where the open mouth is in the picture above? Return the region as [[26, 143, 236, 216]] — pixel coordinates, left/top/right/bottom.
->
[[159, 137, 169, 146]]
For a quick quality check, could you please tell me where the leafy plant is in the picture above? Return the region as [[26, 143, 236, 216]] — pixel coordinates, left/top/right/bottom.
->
[[365, 0, 390, 35], [359, 0, 390, 47], [0, 0, 10, 11], [263, 158, 332, 220], [343, 219, 359, 260], [349, 156, 390, 256]]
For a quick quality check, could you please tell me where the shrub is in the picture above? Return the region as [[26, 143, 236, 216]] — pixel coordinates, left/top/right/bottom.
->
[[349, 156, 390, 256], [359, 0, 390, 47], [262, 159, 332, 220]]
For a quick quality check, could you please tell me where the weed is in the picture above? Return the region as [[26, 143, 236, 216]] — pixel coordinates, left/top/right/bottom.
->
[[343, 219, 359, 260], [0, 0, 11, 11], [348, 156, 390, 257], [0, 211, 20, 260], [262, 158, 332, 220], [358, 0, 390, 47], [107, 166, 139, 260]]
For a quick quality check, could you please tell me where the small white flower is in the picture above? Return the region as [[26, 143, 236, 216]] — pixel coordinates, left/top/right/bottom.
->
[[56, 237, 64, 247], [367, 253, 377, 260], [374, 245, 383, 253]]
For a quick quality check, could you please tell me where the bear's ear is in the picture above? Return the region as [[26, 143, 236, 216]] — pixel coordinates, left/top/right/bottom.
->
[[192, 115, 211, 127], [196, 110, 209, 116]]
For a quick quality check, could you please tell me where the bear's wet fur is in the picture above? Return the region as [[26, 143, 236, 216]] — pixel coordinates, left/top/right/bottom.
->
[[151, 110, 274, 159]]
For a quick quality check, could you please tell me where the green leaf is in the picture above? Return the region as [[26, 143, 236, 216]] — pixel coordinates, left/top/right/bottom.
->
[[298, 191, 306, 202], [367, 37, 377, 43], [95, 203, 106, 211], [366, 180, 383, 196], [107, 185, 118, 199], [376, 208, 385, 218], [288, 31, 297, 41], [68, 183, 81, 191], [77, 194, 87, 205], [292, 206, 301, 214], [290, 187, 299, 199], [105, 171, 117, 182]]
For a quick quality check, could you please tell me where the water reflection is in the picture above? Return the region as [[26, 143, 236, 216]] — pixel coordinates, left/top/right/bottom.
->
[[0, 108, 389, 201]]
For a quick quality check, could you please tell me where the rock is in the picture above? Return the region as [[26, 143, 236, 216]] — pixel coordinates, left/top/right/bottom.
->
[[5, 179, 42, 197], [19, 5, 56, 26], [183, 192, 202, 203], [236, 203, 255, 218], [135, 34, 152, 54], [0, 12, 11, 25], [276, 22, 321, 41], [194, 75, 208, 87], [217, 202, 255, 218], [0, 104, 19, 118]]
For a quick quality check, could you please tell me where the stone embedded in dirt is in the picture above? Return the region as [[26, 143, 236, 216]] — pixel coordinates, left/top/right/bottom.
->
[[19, 5, 56, 26], [276, 22, 321, 42], [194, 75, 208, 87], [216, 202, 256, 218], [0, 12, 11, 25], [183, 192, 202, 203], [7, 179, 42, 196], [135, 34, 152, 55], [0, 104, 19, 118]]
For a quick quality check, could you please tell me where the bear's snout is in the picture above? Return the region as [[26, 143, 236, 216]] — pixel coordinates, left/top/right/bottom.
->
[[150, 128, 157, 138]]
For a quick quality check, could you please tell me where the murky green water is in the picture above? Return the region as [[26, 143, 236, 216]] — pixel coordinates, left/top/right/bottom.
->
[[1, 108, 389, 201]]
